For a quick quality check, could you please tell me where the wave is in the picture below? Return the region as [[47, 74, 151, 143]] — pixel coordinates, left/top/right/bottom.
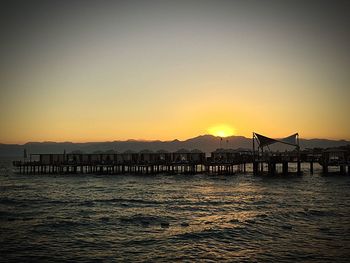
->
[[119, 214, 173, 227]]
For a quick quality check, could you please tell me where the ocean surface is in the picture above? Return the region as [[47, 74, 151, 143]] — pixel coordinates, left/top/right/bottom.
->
[[1, 157, 350, 262]]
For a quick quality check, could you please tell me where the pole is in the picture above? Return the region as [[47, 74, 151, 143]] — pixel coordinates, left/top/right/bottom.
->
[[252, 133, 255, 161], [297, 133, 301, 175]]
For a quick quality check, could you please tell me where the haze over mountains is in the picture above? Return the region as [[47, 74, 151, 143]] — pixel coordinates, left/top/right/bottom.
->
[[1, 135, 349, 157]]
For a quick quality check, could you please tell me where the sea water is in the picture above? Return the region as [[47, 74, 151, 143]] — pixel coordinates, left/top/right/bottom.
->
[[1, 157, 350, 262]]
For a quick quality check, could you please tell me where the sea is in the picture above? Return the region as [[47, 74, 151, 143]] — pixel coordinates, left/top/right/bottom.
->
[[1, 157, 350, 262]]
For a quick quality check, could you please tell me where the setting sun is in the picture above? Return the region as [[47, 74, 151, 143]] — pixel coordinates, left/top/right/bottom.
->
[[208, 125, 236, 138]]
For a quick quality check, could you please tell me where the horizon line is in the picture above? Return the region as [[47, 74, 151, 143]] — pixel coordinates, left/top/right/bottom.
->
[[1, 134, 349, 145]]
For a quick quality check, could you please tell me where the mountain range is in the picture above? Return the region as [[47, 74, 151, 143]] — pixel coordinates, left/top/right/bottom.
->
[[1, 135, 349, 157]]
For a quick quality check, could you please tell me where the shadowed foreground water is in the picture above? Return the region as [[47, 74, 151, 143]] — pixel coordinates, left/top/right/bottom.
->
[[1, 158, 350, 262]]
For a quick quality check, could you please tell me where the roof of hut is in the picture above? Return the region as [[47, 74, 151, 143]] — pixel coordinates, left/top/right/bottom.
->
[[140, 149, 154, 154], [191, 149, 203, 153], [105, 149, 118, 154], [324, 148, 347, 153], [213, 148, 225, 153], [156, 149, 169, 153], [235, 148, 251, 153], [212, 148, 237, 153], [70, 150, 84, 154], [123, 150, 136, 154], [175, 148, 190, 153]]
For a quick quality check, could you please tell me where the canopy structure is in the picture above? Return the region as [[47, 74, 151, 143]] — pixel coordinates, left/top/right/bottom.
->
[[253, 132, 299, 151]]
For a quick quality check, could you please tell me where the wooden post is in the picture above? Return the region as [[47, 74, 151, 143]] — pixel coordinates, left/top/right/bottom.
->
[[322, 165, 328, 174], [297, 142, 301, 175], [282, 161, 288, 175], [310, 162, 313, 174], [253, 161, 258, 175], [268, 162, 275, 175], [323, 152, 328, 174]]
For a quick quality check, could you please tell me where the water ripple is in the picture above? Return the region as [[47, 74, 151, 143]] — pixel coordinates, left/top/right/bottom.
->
[[1, 161, 350, 262]]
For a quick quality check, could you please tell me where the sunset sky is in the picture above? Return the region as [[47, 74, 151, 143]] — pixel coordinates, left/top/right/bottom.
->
[[1, 0, 349, 143]]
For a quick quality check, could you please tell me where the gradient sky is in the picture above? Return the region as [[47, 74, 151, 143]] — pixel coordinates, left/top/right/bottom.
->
[[1, 0, 349, 143]]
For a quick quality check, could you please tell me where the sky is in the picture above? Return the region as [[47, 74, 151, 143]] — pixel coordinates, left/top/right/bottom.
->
[[1, 0, 349, 143]]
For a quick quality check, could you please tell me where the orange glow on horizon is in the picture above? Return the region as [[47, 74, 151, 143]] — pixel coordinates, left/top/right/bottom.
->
[[207, 125, 236, 138]]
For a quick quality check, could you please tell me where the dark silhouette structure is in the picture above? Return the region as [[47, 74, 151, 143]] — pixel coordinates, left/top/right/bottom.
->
[[12, 133, 350, 175], [252, 132, 301, 175]]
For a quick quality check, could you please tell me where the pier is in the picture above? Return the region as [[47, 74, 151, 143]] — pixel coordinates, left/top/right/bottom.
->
[[13, 149, 250, 175], [12, 133, 350, 175]]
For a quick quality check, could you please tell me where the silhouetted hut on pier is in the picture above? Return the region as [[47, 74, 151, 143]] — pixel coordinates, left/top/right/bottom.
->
[[89, 153, 101, 164], [211, 148, 239, 163], [174, 148, 190, 162], [189, 149, 205, 163], [67, 153, 82, 164], [121, 150, 138, 164], [321, 148, 349, 174], [81, 153, 90, 164], [53, 154, 65, 164], [102, 153, 116, 164], [39, 154, 51, 165], [113, 151, 123, 164], [139, 149, 155, 163], [253, 132, 301, 175], [156, 150, 172, 163]]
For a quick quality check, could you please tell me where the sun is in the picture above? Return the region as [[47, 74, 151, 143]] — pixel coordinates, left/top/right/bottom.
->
[[208, 124, 236, 137]]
